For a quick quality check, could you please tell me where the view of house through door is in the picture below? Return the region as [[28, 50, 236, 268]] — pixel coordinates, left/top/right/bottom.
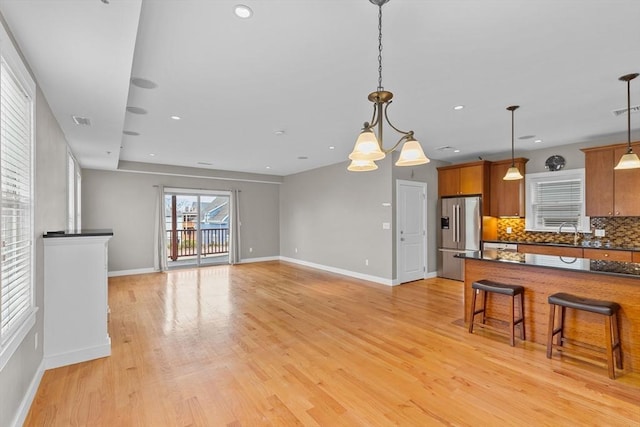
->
[[396, 180, 427, 284], [164, 189, 231, 268]]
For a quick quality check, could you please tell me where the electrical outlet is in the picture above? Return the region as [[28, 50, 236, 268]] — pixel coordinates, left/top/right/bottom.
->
[[34, 332, 38, 350], [594, 229, 605, 237], [506, 227, 512, 234], [294, 247, 298, 253], [365, 259, 369, 266], [249, 247, 253, 253]]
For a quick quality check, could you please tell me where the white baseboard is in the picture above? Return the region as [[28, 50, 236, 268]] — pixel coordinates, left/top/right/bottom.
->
[[280, 256, 396, 286], [237, 256, 280, 264], [10, 359, 44, 427], [108, 267, 157, 277], [43, 341, 111, 370], [425, 271, 438, 279]]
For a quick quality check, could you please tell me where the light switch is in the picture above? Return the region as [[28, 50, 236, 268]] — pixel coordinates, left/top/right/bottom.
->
[[382, 222, 391, 230]]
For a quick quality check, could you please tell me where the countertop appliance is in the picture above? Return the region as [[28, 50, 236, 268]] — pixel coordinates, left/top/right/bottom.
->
[[437, 196, 482, 281]]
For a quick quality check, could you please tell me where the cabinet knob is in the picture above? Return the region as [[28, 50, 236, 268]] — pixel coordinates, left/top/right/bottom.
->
[[604, 253, 609, 257], [608, 212, 612, 215], [616, 211, 620, 215]]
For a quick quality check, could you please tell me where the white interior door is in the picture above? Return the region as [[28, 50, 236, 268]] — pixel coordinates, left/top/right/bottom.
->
[[396, 180, 427, 284]]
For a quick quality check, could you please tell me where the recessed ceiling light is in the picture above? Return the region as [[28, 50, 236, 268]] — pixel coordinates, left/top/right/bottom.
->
[[130, 77, 158, 89], [519, 135, 535, 140], [534, 139, 543, 143], [126, 106, 147, 115], [123, 130, 139, 136], [266, 166, 271, 169], [274, 130, 285, 136], [453, 149, 461, 153], [170, 115, 181, 120], [234, 4, 253, 19], [329, 146, 335, 150], [197, 162, 213, 166], [298, 156, 308, 160], [453, 105, 464, 110], [149, 153, 155, 157]]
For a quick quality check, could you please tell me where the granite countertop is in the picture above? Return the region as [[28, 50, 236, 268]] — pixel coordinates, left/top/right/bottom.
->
[[484, 240, 640, 251], [43, 229, 114, 238], [458, 249, 640, 278]]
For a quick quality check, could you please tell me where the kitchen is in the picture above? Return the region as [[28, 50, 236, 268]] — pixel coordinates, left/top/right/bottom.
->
[[434, 135, 640, 377]]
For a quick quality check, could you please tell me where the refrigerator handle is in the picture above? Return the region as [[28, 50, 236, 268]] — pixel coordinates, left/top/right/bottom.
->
[[456, 204, 461, 243], [451, 204, 457, 243]]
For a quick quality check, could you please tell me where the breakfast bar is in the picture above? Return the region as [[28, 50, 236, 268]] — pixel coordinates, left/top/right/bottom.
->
[[459, 250, 640, 374]]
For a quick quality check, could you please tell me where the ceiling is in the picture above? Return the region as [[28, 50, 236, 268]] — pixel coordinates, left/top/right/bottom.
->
[[0, 0, 639, 176]]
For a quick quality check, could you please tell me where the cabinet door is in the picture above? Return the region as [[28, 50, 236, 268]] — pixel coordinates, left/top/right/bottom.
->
[[490, 161, 525, 217], [438, 168, 460, 196], [583, 248, 632, 262], [613, 143, 640, 216], [584, 149, 614, 216], [459, 165, 484, 195]]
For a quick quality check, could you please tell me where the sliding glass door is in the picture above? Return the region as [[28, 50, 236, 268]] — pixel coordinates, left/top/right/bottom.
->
[[164, 189, 231, 268]]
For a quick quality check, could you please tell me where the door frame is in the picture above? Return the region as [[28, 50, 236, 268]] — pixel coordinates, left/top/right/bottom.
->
[[395, 179, 427, 284], [164, 187, 232, 268]]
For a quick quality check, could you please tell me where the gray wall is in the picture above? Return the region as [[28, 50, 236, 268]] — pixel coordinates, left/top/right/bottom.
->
[[280, 158, 393, 280], [0, 87, 69, 426], [82, 168, 280, 272]]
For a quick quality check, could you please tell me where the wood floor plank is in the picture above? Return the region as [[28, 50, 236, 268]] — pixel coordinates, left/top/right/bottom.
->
[[24, 261, 640, 426]]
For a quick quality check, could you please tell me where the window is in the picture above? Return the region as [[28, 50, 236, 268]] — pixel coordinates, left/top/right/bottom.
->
[[525, 169, 590, 232], [0, 25, 36, 370]]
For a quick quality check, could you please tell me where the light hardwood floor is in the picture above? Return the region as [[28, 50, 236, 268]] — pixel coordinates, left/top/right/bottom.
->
[[25, 261, 640, 426]]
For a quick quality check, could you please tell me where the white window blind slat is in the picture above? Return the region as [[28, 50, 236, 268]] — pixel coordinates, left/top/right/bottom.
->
[[0, 57, 34, 342]]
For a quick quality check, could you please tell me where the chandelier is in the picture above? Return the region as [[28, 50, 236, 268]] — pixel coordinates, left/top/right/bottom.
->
[[348, 0, 429, 172]]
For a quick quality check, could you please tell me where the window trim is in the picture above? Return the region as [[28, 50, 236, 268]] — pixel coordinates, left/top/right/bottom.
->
[[524, 168, 590, 233], [0, 20, 37, 371]]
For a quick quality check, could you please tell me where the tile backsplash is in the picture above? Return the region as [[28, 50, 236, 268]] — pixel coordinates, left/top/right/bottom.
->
[[495, 217, 640, 248]]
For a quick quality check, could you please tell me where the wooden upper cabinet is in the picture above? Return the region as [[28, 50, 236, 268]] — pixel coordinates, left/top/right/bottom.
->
[[437, 167, 460, 197], [490, 158, 528, 217], [582, 141, 640, 217], [437, 160, 491, 215]]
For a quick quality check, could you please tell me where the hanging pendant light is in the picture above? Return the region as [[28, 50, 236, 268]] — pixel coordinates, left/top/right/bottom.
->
[[614, 73, 640, 170], [348, 0, 429, 172], [503, 105, 524, 180]]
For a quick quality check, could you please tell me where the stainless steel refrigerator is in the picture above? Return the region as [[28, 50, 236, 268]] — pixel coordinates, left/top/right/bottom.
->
[[437, 196, 482, 281]]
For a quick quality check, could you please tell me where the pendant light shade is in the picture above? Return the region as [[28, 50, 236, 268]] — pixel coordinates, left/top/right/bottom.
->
[[395, 136, 430, 166], [347, 0, 429, 172], [614, 73, 640, 170], [503, 105, 524, 180], [347, 159, 378, 172], [349, 129, 385, 161]]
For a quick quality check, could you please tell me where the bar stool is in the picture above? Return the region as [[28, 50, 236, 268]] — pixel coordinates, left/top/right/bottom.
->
[[546, 292, 622, 379], [468, 279, 525, 346]]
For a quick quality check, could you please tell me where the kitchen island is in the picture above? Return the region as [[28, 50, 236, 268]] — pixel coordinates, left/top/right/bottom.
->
[[459, 250, 640, 375]]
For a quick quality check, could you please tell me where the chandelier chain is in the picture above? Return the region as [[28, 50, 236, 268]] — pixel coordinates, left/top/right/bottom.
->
[[377, 5, 383, 92]]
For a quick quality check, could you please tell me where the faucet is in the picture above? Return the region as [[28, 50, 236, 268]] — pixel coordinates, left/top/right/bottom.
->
[[558, 222, 579, 246]]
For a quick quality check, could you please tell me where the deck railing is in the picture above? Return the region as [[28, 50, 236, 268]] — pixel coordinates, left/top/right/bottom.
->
[[167, 228, 229, 261]]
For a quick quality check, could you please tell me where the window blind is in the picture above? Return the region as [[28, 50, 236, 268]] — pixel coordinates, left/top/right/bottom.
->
[[531, 178, 583, 229], [0, 59, 32, 341]]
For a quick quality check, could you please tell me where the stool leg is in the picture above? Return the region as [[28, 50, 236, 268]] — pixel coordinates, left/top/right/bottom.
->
[[612, 312, 623, 370], [469, 288, 478, 333], [605, 315, 616, 379], [546, 303, 556, 358], [480, 290, 487, 324], [519, 291, 526, 340], [556, 306, 565, 348], [509, 294, 515, 347]]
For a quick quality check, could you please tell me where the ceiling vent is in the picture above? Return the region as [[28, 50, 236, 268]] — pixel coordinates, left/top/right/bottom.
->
[[436, 145, 455, 151], [72, 115, 91, 126], [612, 105, 640, 117]]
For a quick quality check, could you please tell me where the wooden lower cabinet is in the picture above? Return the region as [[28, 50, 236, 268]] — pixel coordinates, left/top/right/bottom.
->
[[583, 248, 633, 262], [517, 244, 583, 257]]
